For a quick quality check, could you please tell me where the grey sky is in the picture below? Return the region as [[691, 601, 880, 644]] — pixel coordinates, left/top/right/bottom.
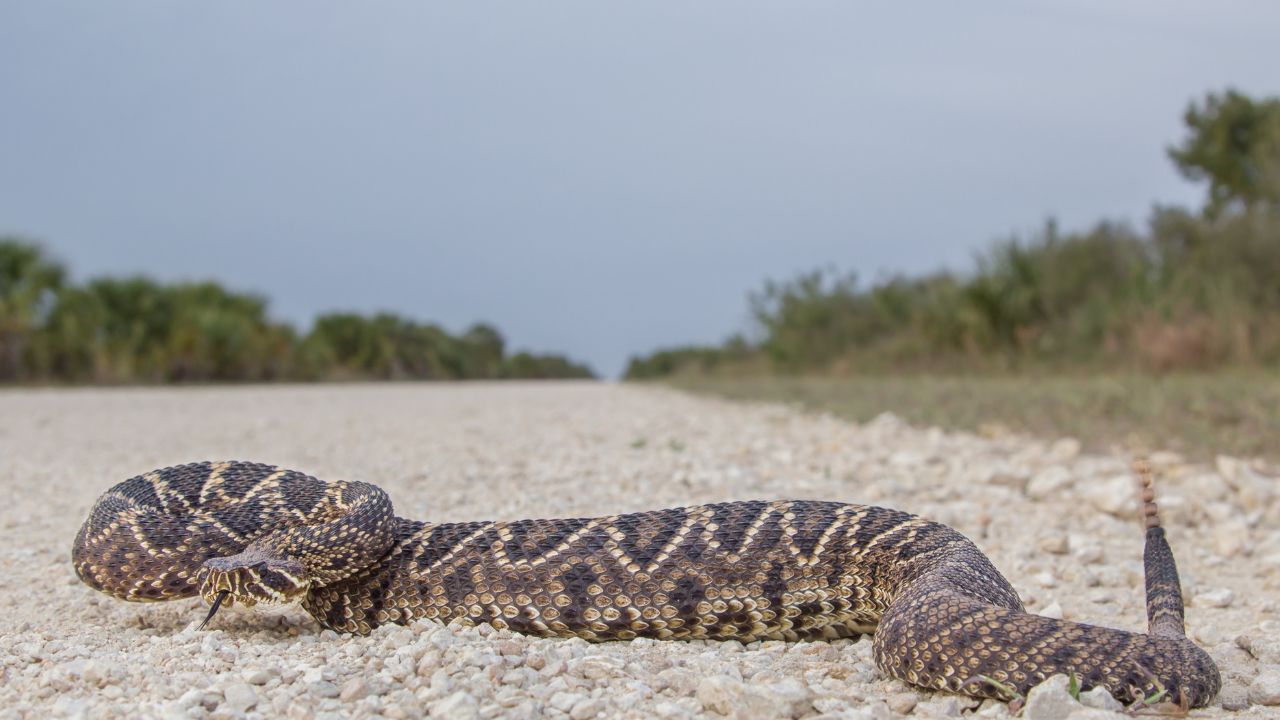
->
[[3, 2, 1278, 377]]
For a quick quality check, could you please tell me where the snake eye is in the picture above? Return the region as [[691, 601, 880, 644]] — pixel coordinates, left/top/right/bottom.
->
[[252, 563, 310, 603]]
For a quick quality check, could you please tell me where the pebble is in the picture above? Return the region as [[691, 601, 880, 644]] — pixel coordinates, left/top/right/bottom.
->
[[1218, 684, 1250, 710], [430, 690, 480, 720], [1027, 467, 1072, 500], [340, 677, 371, 701], [849, 700, 894, 719], [1082, 475, 1135, 517], [886, 693, 918, 714], [549, 690, 581, 712], [569, 697, 605, 719], [1038, 535, 1069, 555], [243, 668, 278, 685], [1192, 587, 1235, 608], [697, 676, 810, 718], [1047, 438, 1081, 463], [308, 680, 340, 699], [914, 695, 964, 717], [1022, 675, 1080, 720], [82, 660, 108, 687], [223, 682, 258, 712], [1212, 520, 1250, 558], [1250, 670, 1280, 706], [1077, 687, 1121, 711]]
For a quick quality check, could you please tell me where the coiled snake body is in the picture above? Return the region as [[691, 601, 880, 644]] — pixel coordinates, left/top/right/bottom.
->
[[72, 461, 1219, 707]]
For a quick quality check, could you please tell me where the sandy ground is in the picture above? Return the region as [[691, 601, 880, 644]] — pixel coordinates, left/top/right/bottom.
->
[[1, 382, 1277, 719]]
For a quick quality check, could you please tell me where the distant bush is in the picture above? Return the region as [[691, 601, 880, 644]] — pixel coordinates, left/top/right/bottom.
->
[[499, 352, 596, 380], [0, 239, 595, 384], [627, 89, 1280, 379], [624, 336, 757, 380]]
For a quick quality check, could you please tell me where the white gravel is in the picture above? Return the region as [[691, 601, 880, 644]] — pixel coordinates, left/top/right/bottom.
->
[[0, 382, 1277, 718]]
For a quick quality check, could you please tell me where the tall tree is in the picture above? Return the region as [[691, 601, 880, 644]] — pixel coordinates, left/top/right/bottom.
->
[[0, 238, 66, 380], [1168, 89, 1280, 218]]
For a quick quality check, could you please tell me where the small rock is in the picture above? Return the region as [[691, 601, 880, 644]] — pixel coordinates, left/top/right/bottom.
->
[[549, 691, 581, 712], [697, 676, 810, 718], [176, 689, 206, 710], [309, 680, 340, 699], [571, 655, 623, 680], [223, 683, 258, 713], [243, 668, 278, 686], [384, 702, 413, 719], [1027, 467, 1072, 500], [1250, 670, 1280, 706], [1193, 624, 1226, 646], [1218, 684, 1250, 710], [1077, 687, 1121, 711], [81, 660, 108, 687], [497, 639, 525, 656], [1184, 473, 1229, 502], [1215, 454, 1246, 483], [1038, 536, 1069, 555], [1192, 587, 1235, 608], [1074, 545, 1104, 565], [1211, 520, 1249, 558], [987, 472, 1028, 491], [914, 695, 963, 716], [1040, 602, 1064, 620], [886, 693, 918, 714], [1065, 710, 1125, 719], [850, 700, 893, 719], [524, 650, 547, 671], [866, 412, 906, 432], [569, 697, 605, 719], [812, 697, 854, 714], [654, 668, 695, 694], [340, 677, 370, 702], [1023, 674, 1079, 720], [1083, 475, 1135, 517], [51, 698, 90, 717], [429, 691, 480, 720], [1047, 438, 1081, 462], [972, 698, 1011, 717], [379, 624, 413, 649], [416, 649, 443, 677]]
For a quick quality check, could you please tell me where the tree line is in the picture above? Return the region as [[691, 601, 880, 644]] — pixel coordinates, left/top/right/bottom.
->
[[0, 245, 594, 384], [627, 89, 1280, 379]]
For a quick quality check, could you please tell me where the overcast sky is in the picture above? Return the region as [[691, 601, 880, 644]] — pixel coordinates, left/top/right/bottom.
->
[[3, 2, 1278, 377]]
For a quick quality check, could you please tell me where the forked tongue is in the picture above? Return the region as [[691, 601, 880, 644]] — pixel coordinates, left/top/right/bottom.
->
[[199, 590, 231, 631]]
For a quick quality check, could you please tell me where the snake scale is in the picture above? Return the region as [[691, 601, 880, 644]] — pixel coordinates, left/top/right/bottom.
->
[[72, 460, 1220, 707]]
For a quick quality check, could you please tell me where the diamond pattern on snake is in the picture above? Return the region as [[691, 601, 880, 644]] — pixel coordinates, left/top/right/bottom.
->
[[72, 460, 1220, 707]]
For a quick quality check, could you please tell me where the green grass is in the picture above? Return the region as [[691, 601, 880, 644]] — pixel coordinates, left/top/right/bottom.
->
[[667, 373, 1280, 463]]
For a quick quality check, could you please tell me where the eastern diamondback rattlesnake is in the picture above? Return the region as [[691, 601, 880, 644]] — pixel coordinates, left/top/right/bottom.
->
[[72, 460, 1220, 707]]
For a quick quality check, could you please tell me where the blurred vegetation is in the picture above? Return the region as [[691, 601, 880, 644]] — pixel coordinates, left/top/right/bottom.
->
[[671, 374, 1280, 463], [626, 89, 1280, 380], [0, 245, 594, 384]]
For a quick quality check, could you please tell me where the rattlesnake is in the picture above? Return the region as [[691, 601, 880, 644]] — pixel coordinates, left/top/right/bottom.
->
[[72, 460, 1220, 707]]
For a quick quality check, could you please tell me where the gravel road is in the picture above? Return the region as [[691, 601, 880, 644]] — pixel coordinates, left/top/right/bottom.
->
[[1, 382, 1277, 718]]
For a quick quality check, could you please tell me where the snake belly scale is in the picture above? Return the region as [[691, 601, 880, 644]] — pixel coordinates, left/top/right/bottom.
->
[[72, 461, 1220, 707]]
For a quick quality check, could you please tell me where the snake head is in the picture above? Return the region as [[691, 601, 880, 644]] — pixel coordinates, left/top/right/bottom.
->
[[197, 549, 311, 610]]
